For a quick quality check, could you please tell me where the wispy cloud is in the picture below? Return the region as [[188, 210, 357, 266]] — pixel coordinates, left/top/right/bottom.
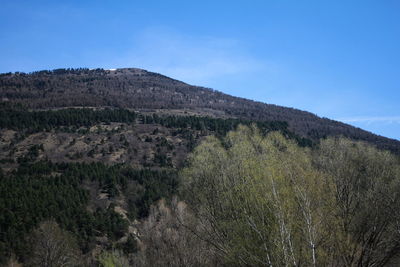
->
[[105, 27, 265, 86], [338, 116, 400, 124]]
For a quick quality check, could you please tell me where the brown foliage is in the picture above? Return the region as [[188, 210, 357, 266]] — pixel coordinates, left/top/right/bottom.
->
[[134, 198, 219, 267], [27, 220, 82, 267]]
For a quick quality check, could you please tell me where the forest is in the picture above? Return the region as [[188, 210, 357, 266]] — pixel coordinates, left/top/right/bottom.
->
[[0, 103, 291, 137], [1, 125, 400, 266], [0, 161, 178, 265]]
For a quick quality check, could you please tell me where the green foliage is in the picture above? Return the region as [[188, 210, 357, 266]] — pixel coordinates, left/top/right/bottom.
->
[[121, 168, 179, 218], [0, 104, 137, 133], [0, 103, 311, 148], [118, 234, 138, 255], [314, 137, 400, 266], [93, 207, 128, 241], [0, 161, 178, 264], [182, 126, 332, 265], [98, 250, 129, 267], [141, 113, 310, 145], [0, 162, 90, 262], [181, 125, 400, 266]]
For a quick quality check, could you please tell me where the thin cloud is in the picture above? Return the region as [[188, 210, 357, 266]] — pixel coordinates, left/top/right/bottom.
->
[[338, 116, 400, 124], [106, 27, 265, 86]]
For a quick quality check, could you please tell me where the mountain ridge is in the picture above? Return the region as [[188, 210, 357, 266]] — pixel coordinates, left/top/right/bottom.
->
[[1, 67, 399, 153]]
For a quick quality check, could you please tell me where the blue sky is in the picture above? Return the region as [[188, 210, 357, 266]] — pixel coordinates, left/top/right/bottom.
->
[[1, 0, 399, 140]]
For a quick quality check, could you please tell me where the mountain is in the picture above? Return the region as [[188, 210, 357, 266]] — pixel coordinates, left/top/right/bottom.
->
[[1, 67, 399, 154], [1, 67, 400, 265]]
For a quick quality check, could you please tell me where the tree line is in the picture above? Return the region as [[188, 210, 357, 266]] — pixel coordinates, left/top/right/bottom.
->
[[0, 104, 137, 132], [0, 104, 311, 147]]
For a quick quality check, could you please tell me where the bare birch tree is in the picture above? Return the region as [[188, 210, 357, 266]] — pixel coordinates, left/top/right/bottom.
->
[[181, 125, 338, 266]]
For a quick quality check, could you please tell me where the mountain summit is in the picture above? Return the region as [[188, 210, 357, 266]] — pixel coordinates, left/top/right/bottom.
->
[[1, 67, 399, 153]]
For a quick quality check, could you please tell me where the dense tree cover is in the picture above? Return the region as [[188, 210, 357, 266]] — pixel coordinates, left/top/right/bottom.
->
[[181, 125, 400, 266], [0, 161, 178, 264], [0, 103, 311, 148], [142, 113, 291, 138], [0, 162, 91, 262], [141, 113, 313, 147], [0, 104, 137, 132], [0, 68, 102, 77], [120, 168, 179, 218]]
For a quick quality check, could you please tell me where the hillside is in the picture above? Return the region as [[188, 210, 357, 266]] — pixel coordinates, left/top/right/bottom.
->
[[2, 68, 400, 266], [1, 67, 399, 154], [0, 102, 295, 264]]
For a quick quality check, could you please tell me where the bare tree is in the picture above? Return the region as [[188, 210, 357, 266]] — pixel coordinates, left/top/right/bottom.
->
[[5, 255, 23, 267], [315, 137, 400, 266], [134, 198, 219, 267], [27, 220, 81, 267]]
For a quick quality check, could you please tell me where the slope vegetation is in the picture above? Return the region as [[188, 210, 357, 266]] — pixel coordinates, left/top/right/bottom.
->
[[1, 67, 399, 153]]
